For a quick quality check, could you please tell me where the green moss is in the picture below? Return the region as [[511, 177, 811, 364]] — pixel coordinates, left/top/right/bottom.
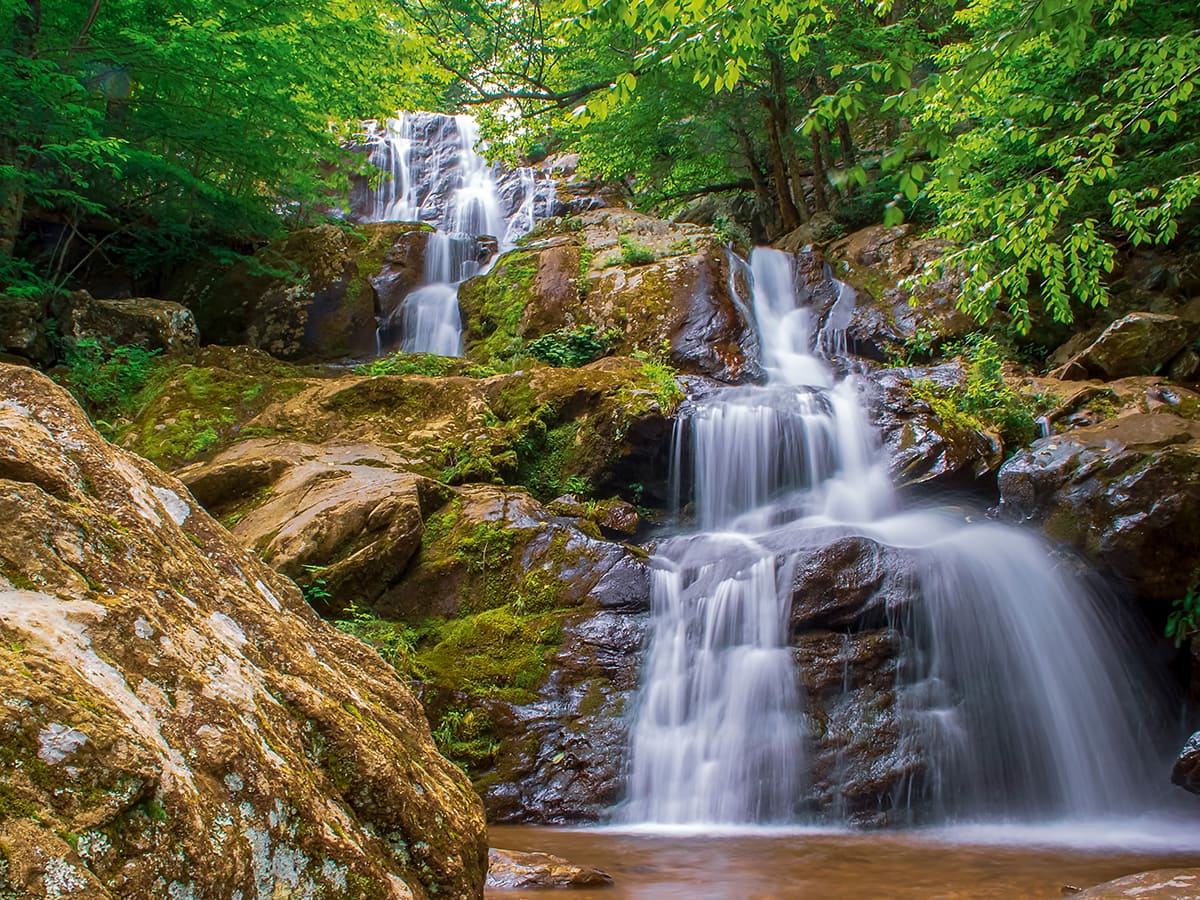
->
[[515, 421, 581, 500], [415, 606, 561, 703], [118, 363, 305, 467], [458, 250, 539, 366], [355, 352, 496, 378]]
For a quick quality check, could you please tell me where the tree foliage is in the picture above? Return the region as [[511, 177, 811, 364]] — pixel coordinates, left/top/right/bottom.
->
[[0, 0, 421, 294]]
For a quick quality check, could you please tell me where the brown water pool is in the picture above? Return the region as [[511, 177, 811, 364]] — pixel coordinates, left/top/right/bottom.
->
[[487, 824, 1200, 899]]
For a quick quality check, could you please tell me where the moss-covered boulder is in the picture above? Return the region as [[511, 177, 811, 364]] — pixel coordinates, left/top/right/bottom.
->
[[458, 209, 757, 381], [122, 351, 678, 507], [1055, 311, 1199, 380], [863, 363, 1004, 490], [0, 364, 487, 899], [178, 222, 432, 360]]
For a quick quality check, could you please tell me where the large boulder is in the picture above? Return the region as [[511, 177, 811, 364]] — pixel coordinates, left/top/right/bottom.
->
[[998, 409, 1200, 601], [788, 536, 922, 824], [0, 365, 487, 899], [1056, 311, 1198, 380], [458, 209, 757, 382], [1171, 731, 1200, 794], [0, 294, 54, 363], [178, 439, 452, 614], [178, 222, 432, 360], [58, 291, 199, 354]]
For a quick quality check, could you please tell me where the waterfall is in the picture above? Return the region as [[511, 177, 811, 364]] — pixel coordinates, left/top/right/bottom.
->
[[620, 246, 1174, 828], [359, 112, 553, 356]]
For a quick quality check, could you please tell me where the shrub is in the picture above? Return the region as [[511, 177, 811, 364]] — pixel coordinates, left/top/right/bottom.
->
[[618, 235, 656, 266], [59, 338, 161, 423], [527, 325, 609, 368]]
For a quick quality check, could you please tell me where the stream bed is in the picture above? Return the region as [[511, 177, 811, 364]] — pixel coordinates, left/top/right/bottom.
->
[[487, 825, 1200, 899]]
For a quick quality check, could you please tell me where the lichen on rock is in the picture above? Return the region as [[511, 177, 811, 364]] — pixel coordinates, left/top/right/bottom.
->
[[0, 364, 487, 899]]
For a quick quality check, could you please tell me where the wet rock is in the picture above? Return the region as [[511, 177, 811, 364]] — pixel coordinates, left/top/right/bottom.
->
[[997, 411, 1200, 601], [486, 848, 613, 890], [483, 609, 647, 823], [865, 364, 1004, 489], [1057, 312, 1197, 380], [822, 225, 978, 361], [458, 209, 757, 381], [0, 364, 487, 899], [1072, 868, 1200, 898], [795, 629, 919, 825], [790, 536, 915, 632], [371, 227, 433, 324], [593, 498, 639, 537], [179, 221, 431, 359], [59, 291, 199, 354], [1171, 731, 1200, 794]]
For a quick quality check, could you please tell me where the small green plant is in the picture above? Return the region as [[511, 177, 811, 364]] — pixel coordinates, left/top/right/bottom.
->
[[60, 338, 162, 422], [300, 564, 333, 607], [633, 352, 685, 412], [900, 326, 938, 365], [1167, 586, 1200, 648], [913, 335, 1043, 448], [527, 325, 610, 368], [562, 474, 592, 496], [334, 603, 419, 670], [712, 214, 751, 248], [618, 235, 657, 266]]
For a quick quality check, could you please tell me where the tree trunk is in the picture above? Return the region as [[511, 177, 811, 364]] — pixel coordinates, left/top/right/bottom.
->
[[763, 107, 802, 232], [809, 130, 830, 213]]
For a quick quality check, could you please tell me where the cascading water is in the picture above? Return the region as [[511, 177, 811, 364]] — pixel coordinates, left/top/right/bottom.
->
[[359, 112, 554, 355], [620, 246, 1176, 829]]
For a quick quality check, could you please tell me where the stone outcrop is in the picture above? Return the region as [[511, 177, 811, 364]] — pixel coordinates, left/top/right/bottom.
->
[[58, 291, 199, 354], [0, 294, 54, 364], [864, 363, 1004, 490], [457, 209, 757, 381], [122, 349, 677, 506], [1171, 731, 1200, 794], [821, 225, 978, 361], [1055, 311, 1199, 380], [0, 364, 487, 899], [178, 222, 432, 360], [787, 536, 921, 824], [997, 407, 1200, 601], [485, 848, 613, 890]]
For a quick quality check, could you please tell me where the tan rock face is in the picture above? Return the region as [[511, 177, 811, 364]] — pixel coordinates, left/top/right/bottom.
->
[[59, 291, 200, 354], [458, 209, 757, 381], [485, 848, 613, 890], [1073, 868, 1200, 898], [0, 365, 487, 899]]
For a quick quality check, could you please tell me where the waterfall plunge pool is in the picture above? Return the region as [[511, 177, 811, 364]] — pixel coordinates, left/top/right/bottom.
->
[[487, 824, 1200, 899]]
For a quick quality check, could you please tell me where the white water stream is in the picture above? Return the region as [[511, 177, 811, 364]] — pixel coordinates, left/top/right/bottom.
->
[[361, 113, 552, 355], [621, 248, 1176, 828]]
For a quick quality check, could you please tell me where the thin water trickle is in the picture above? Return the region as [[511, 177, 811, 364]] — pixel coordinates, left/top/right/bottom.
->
[[621, 246, 1179, 829]]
